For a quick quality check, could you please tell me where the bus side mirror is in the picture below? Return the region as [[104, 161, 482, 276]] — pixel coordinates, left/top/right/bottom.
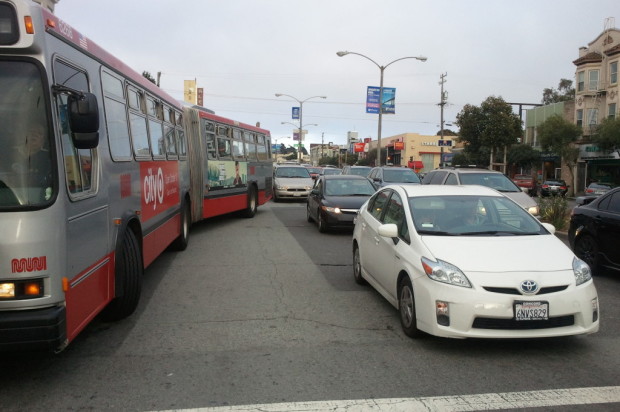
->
[[68, 92, 100, 149]]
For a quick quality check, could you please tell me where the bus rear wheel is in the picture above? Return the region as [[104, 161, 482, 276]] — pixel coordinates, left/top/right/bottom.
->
[[241, 185, 258, 218], [101, 229, 143, 321]]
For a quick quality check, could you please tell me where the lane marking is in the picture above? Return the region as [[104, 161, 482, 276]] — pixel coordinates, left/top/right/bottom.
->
[[151, 385, 620, 411]]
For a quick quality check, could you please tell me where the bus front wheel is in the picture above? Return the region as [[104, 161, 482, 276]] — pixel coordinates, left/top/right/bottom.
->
[[101, 229, 143, 321]]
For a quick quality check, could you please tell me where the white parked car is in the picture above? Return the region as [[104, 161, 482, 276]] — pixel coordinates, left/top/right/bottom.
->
[[352, 184, 599, 339]]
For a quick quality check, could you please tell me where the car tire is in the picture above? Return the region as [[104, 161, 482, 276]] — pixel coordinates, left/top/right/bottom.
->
[[272, 190, 279, 203], [317, 210, 328, 232], [306, 204, 314, 223], [574, 234, 600, 274], [352, 245, 367, 285], [399, 277, 423, 338]]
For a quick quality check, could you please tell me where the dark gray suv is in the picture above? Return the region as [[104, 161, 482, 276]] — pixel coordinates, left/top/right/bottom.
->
[[368, 166, 421, 188]]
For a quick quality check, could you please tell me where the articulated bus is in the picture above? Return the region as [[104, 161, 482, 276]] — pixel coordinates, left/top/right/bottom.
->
[[0, 0, 272, 352]]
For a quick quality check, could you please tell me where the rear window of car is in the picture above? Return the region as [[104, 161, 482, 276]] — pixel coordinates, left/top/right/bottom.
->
[[460, 173, 520, 192], [383, 169, 421, 183]]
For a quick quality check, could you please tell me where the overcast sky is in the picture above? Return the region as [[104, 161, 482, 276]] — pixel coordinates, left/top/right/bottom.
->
[[54, 0, 617, 148]]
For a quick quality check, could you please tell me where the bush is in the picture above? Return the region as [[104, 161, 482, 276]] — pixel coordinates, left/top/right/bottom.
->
[[537, 195, 569, 231]]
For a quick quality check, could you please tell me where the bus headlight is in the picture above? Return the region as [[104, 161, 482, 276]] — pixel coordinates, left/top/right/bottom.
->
[[0, 279, 44, 299]]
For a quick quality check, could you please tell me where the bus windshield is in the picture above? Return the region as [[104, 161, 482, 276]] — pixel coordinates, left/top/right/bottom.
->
[[0, 60, 53, 207]]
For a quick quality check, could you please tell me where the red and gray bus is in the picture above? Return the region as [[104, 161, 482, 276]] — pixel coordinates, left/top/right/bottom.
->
[[0, 0, 272, 352]]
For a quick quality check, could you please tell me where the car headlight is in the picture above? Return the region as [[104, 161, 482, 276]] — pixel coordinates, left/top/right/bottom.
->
[[421, 257, 472, 288], [322, 206, 342, 214], [573, 257, 592, 286]]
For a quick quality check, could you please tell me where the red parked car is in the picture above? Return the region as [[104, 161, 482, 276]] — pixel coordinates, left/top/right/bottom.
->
[[512, 174, 537, 196]]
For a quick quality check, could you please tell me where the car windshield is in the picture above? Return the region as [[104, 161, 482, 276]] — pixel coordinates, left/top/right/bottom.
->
[[275, 167, 311, 178], [0, 61, 53, 208], [348, 167, 371, 176], [383, 169, 420, 183], [545, 181, 565, 186], [409, 195, 545, 236], [306, 168, 321, 174], [459, 173, 520, 192], [325, 179, 376, 196]]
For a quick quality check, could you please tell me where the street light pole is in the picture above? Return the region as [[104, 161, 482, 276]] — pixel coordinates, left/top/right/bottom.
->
[[275, 93, 326, 163], [281, 121, 318, 162], [336, 51, 427, 167]]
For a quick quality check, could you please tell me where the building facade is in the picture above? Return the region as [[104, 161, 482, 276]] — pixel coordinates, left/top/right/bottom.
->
[[366, 133, 456, 173], [572, 24, 620, 191]]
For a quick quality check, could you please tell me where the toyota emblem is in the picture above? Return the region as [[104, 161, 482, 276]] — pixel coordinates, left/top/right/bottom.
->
[[520, 280, 539, 295]]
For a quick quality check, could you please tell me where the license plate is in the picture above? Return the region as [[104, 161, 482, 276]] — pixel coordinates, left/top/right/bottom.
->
[[514, 301, 548, 321]]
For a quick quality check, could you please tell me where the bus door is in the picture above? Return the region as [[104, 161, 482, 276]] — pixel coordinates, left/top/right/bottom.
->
[[52, 58, 112, 340]]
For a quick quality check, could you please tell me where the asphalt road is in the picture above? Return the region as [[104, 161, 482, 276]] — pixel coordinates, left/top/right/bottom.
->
[[1, 200, 618, 411]]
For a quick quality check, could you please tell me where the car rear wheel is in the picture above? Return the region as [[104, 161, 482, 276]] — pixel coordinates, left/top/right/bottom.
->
[[352, 245, 366, 285], [399, 277, 423, 338], [574, 234, 600, 274]]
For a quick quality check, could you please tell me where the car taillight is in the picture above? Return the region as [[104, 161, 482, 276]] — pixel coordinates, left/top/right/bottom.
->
[[542, 185, 549, 188], [586, 188, 593, 193], [560, 186, 566, 190]]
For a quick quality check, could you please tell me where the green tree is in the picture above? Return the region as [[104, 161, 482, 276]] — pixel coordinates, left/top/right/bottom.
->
[[537, 114, 582, 194], [142, 71, 156, 84], [542, 79, 575, 105], [455, 96, 522, 167], [594, 116, 620, 156], [507, 144, 540, 170]]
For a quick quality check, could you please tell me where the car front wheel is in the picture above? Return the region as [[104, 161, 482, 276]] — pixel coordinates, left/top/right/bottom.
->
[[574, 234, 600, 274], [317, 210, 328, 232], [399, 277, 423, 338]]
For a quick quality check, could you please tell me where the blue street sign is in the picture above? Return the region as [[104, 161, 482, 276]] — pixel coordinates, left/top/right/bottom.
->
[[438, 140, 453, 147], [366, 86, 396, 114], [292, 107, 300, 119]]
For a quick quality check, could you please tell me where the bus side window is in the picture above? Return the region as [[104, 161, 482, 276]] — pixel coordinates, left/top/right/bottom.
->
[[164, 123, 177, 158], [244, 132, 257, 161], [54, 59, 96, 196], [101, 70, 131, 161], [205, 122, 217, 159], [257, 134, 268, 160], [217, 125, 231, 158], [177, 127, 187, 157]]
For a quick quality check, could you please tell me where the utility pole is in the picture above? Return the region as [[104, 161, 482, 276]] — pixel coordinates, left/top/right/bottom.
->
[[321, 132, 324, 161], [438, 73, 448, 168]]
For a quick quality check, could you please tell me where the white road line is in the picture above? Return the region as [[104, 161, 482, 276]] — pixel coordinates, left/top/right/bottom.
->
[[151, 385, 620, 411]]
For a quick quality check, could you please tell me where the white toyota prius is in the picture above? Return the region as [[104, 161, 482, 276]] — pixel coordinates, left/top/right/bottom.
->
[[352, 185, 599, 339]]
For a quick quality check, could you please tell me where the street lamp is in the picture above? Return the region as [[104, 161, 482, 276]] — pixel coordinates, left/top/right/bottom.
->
[[336, 51, 427, 166], [281, 121, 318, 162], [275, 93, 326, 162]]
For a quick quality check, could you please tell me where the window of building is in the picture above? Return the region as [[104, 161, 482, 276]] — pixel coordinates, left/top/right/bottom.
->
[[577, 71, 585, 92], [609, 103, 617, 119], [588, 70, 599, 91], [611, 61, 618, 85], [587, 108, 598, 127], [576, 109, 583, 127]]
